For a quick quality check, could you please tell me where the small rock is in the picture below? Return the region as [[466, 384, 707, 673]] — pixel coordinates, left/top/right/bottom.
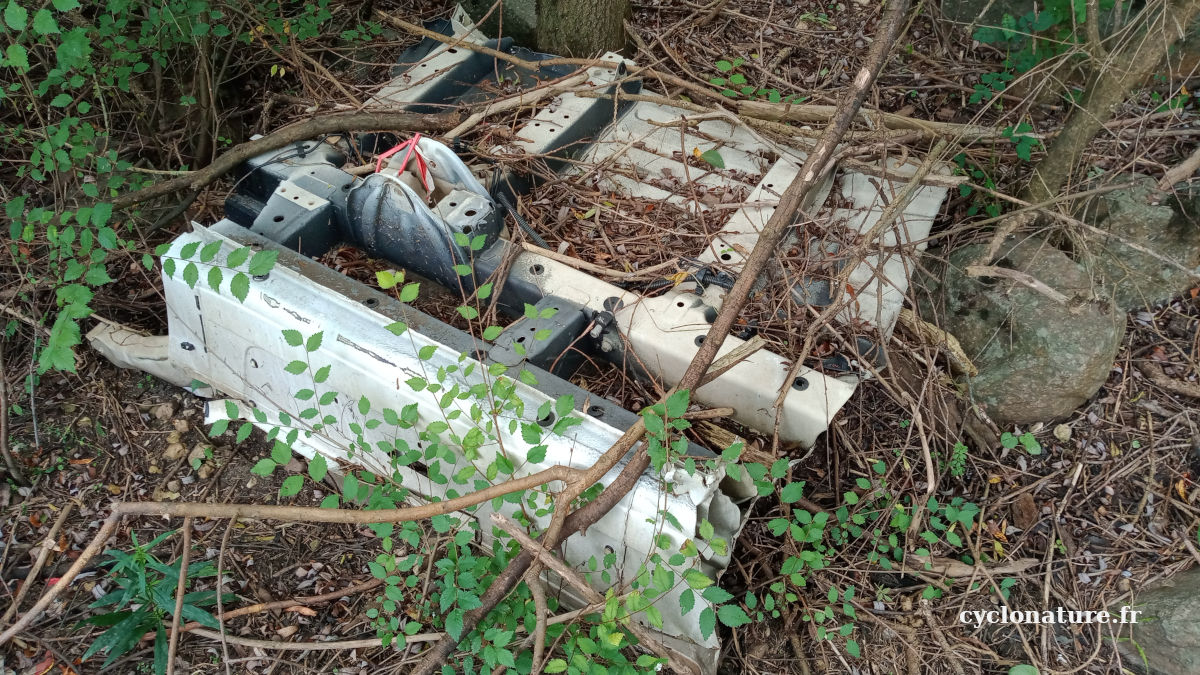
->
[[148, 464, 161, 475], [166, 431, 181, 445], [166, 480, 181, 492], [188, 444, 211, 465], [284, 457, 304, 474], [172, 419, 188, 433], [164, 443, 185, 461], [197, 463, 213, 479], [151, 402, 175, 420], [1053, 424, 1073, 443]]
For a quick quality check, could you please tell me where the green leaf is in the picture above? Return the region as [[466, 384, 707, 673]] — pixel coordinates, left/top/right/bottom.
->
[[279, 475, 303, 497], [544, 659, 567, 673], [199, 241, 222, 263], [225, 247, 250, 268], [229, 273, 250, 302], [284, 360, 307, 375], [701, 586, 734, 604], [665, 389, 689, 418], [32, 8, 58, 34], [418, 345, 436, 360], [247, 249, 277, 276], [399, 282, 420, 303], [308, 454, 328, 481], [52, 0, 81, 9], [698, 607, 717, 640], [250, 458, 276, 476], [358, 396, 370, 415], [444, 608, 464, 640], [50, 93, 72, 107], [780, 481, 804, 503], [271, 442, 291, 464], [1007, 666, 1039, 675], [182, 263, 199, 288], [385, 321, 407, 336], [482, 325, 502, 340], [717, 604, 751, 627], [846, 639, 861, 658], [375, 270, 397, 289], [683, 569, 713, 590], [5, 44, 28, 71], [306, 332, 323, 353], [700, 149, 725, 169], [282, 330, 304, 347], [85, 264, 113, 286], [4, 1, 27, 30], [235, 422, 253, 443], [715, 59, 734, 72], [206, 267, 222, 293]]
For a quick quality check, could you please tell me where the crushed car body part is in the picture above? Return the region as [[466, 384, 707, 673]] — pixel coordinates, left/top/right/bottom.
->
[[89, 7, 951, 670]]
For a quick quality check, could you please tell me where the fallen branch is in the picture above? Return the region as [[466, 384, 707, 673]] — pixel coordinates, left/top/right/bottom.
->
[[113, 111, 459, 211]]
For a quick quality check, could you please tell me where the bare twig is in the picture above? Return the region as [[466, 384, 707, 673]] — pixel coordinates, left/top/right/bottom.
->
[[165, 517, 193, 675], [965, 265, 1071, 304], [1157, 144, 1200, 192]]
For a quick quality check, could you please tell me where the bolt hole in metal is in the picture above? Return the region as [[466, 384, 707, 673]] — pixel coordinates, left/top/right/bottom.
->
[[462, 226, 472, 234], [587, 405, 604, 418], [792, 377, 809, 391], [694, 335, 705, 346], [273, 215, 284, 222], [676, 300, 685, 308], [538, 412, 555, 427], [181, 342, 195, 351], [720, 253, 732, 261], [252, 274, 269, 281], [530, 264, 544, 276], [363, 297, 379, 307], [464, 209, 477, 217]]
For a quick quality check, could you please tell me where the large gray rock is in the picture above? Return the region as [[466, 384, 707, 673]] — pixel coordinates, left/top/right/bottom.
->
[[923, 237, 1124, 424], [1114, 566, 1200, 675], [1075, 175, 1200, 311]]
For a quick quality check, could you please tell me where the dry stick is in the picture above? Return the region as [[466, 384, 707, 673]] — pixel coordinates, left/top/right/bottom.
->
[[518, 242, 685, 281], [165, 517, 193, 675], [112, 111, 459, 211], [215, 516, 236, 675], [415, 7, 911, 668], [1157, 144, 1200, 192], [0, 504, 73, 624], [187, 627, 442, 651]]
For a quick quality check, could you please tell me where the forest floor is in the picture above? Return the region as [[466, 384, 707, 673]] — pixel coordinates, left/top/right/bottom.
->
[[3, 1, 1199, 674]]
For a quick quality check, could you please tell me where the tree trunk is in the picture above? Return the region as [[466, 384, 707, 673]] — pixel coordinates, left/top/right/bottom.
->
[[1025, 0, 1200, 203], [536, 0, 630, 56]]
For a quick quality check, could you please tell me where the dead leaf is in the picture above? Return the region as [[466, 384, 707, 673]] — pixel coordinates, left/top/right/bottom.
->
[[276, 625, 299, 638], [1012, 493, 1039, 530], [285, 606, 318, 617]]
